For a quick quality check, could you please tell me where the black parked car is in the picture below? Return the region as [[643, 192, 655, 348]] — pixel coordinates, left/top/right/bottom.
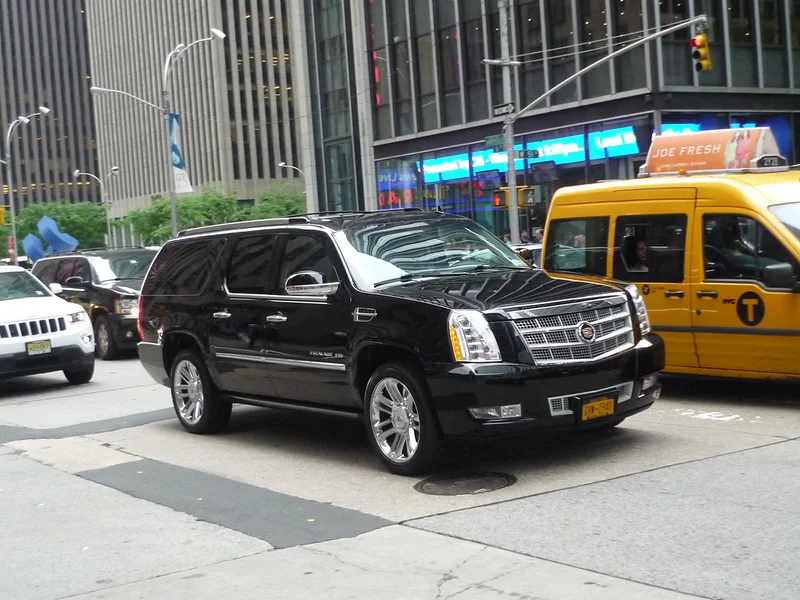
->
[[137, 210, 664, 475], [32, 247, 158, 360]]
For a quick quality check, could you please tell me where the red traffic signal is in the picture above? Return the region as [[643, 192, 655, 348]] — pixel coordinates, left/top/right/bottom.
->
[[690, 33, 712, 72], [493, 190, 507, 208]]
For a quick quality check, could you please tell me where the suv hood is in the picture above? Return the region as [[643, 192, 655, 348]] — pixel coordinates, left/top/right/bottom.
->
[[98, 278, 144, 294], [0, 296, 77, 323], [376, 269, 625, 317]]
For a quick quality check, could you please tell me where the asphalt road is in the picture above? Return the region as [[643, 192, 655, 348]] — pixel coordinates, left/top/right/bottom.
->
[[1, 356, 798, 600]]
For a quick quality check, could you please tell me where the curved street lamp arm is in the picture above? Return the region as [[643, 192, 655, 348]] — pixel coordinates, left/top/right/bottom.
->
[[74, 171, 102, 187], [91, 87, 162, 112], [163, 36, 216, 90]]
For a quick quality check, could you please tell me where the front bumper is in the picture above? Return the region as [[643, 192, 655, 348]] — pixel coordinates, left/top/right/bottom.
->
[[427, 333, 665, 438], [0, 344, 95, 378], [108, 313, 140, 349]]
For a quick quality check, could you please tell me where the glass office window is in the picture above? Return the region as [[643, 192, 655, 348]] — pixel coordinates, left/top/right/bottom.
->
[[695, 0, 726, 87], [728, 0, 758, 87], [371, 47, 392, 139], [579, 0, 611, 98], [660, 0, 691, 86], [437, 26, 462, 126], [463, 17, 488, 121], [392, 40, 414, 135], [516, 0, 546, 107], [790, 0, 800, 86], [376, 157, 422, 210], [545, 0, 577, 104], [760, 0, 789, 87], [613, 0, 646, 91], [413, 32, 438, 130]]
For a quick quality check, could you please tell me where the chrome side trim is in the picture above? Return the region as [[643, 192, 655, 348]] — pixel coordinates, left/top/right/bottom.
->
[[353, 307, 377, 323], [215, 352, 346, 371]]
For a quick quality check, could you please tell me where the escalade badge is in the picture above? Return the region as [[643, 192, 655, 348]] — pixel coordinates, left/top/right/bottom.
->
[[577, 322, 596, 343]]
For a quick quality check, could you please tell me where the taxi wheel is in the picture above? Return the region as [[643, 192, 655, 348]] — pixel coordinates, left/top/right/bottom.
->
[[94, 315, 118, 361], [364, 362, 442, 476]]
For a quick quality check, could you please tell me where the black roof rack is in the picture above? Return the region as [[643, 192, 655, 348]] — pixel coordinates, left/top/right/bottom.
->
[[177, 207, 427, 237], [37, 246, 149, 258]]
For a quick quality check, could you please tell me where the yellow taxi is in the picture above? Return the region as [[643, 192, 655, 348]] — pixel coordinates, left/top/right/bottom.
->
[[542, 127, 800, 381]]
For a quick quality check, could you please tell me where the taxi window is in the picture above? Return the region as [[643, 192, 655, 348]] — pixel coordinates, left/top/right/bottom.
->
[[544, 217, 608, 276], [612, 214, 687, 283], [702, 214, 798, 282]]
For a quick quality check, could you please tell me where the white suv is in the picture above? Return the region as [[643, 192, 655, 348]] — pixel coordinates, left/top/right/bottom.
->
[[0, 265, 95, 383]]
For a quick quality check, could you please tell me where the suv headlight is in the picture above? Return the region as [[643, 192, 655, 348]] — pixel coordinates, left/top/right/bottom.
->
[[625, 285, 651, 336], [68, 310, 88, 324], [115, 298, 139, 316], [448, 310, 502, 362]]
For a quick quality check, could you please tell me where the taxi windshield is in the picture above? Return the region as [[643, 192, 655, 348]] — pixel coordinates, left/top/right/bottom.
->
[[335, 217, 529, 289], [769, 202, 800, 242]]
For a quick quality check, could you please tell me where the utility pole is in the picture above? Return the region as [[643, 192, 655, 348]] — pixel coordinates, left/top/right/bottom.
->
[[498, 0, 521, 244]]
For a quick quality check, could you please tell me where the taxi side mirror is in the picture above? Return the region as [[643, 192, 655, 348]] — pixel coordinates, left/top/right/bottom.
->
[[763, 262, 797, 291]]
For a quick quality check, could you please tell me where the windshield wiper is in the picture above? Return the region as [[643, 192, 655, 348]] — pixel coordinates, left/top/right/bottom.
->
[[462, 265, 528, 272], [373, 273, 426, 288]]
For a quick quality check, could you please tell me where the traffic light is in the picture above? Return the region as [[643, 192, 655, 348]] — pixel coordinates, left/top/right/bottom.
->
[[690, 33, 711, 72], [493, 189, 507, 208]]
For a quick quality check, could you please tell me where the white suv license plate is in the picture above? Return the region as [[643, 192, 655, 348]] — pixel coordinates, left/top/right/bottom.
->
[[26, 340, 52, 356]]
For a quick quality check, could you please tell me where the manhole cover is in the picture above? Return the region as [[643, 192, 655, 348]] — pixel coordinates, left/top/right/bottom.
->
[[414, 472, 516, 496]]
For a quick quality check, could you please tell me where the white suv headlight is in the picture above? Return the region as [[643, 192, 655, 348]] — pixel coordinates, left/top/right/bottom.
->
[[625, 284, 651, 336], [68, 310, 88, 324], [448, 310, 502, 362]]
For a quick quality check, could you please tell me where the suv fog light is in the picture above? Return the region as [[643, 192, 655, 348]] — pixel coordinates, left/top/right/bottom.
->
[[81, 334, 93, 344], [468, 404, 522, 420], [642, 374, 659, 390], [125, 331, 134, 339]]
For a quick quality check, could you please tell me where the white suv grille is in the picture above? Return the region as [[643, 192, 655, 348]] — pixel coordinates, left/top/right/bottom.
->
[[0, 317, 67, 339], [509, 295, 633, 365]]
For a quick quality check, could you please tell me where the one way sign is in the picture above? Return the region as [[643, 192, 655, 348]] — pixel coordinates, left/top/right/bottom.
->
[[493, 102, 515, 117]]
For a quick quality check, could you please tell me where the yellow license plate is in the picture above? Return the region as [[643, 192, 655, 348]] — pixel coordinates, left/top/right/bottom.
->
[[26, 340, 52, 356], [582, 398, 615, 421]]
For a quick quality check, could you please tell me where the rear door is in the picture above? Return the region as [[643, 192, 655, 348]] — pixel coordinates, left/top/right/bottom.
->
[[691, 209, 800, 377], [611, 208, 698, 369], [208, 233, 280, 397]]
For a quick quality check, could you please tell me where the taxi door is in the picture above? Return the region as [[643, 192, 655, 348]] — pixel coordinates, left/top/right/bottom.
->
[[691, 208, 800, 377], [609, 200, 698, 370]]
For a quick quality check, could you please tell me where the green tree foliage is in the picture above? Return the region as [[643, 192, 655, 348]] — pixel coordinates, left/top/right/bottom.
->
[[11, 201, 108, 255], [117, 188, 307, 245], [0, 224, 10, 259]]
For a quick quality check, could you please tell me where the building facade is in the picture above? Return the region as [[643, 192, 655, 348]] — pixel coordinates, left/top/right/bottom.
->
[[297, 0, 800, 237], [1, 0, 99, 212], [86, 0, 302, 235]]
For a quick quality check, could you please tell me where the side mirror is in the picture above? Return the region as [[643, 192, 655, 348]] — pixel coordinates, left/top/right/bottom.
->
[[763, 262, 795, 290], [285, 270, 340, 297], [64, 276, 88, 288], [49, 282, 63, 295]]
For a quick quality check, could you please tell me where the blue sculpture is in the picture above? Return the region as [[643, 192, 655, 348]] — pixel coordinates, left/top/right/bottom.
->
[[22, 215, 79, 262]]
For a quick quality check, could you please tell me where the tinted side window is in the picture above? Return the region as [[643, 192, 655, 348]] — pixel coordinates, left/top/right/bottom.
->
[[227, 235, 278, 295], [277, 234, 339, 294], [703, 214, 798, 282], [544, 217, 609, 276], [54, 259, 77, 284], [143, 238, 226, 296], [613, 214, 688, 283], [33, 260, 58, 284]]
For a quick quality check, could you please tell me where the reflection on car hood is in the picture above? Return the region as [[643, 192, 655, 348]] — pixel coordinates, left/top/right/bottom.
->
[[0, 296, 78, 322], [376, 269, 623, 316], [99, 279, 144, 294]]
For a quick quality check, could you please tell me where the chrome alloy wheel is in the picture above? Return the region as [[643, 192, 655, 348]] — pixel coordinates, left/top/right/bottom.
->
[[369, 377, 421, 464], [173, 359, 204, 425]]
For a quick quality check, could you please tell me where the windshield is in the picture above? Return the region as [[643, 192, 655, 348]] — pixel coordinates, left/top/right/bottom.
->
[[334, 217, 529, 289], [92, 250, 157, 283], [769, 202, 800, 243], [0, 270, 52, 301]]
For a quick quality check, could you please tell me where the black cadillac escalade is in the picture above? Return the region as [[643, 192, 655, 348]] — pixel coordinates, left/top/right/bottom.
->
[[137, 210, 664, 475]]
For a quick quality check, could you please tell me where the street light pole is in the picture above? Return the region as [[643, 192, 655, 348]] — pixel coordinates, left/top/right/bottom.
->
[[1, 107, 52, 265], [92, 28, 226, 239], [497, 0, 521, 244], [72, 166, 120, 247]]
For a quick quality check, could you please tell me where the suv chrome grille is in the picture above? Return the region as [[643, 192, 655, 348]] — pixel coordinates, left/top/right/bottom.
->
[[510, 295, 633, 365], [0, 317, 67, 339]]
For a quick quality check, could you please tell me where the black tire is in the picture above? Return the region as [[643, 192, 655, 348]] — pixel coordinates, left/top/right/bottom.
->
[[363, 361, 442, 476], [64, 361, 95, 385], [94, 314, 118, 361], [169, 348, 232, 434]]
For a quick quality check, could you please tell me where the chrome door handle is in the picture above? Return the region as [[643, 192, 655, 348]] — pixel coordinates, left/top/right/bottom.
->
[[696, 290, 718, 299], [664, 290, 685, 298], [213, 310, 231, 319], [265, 314, 288, 323]]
